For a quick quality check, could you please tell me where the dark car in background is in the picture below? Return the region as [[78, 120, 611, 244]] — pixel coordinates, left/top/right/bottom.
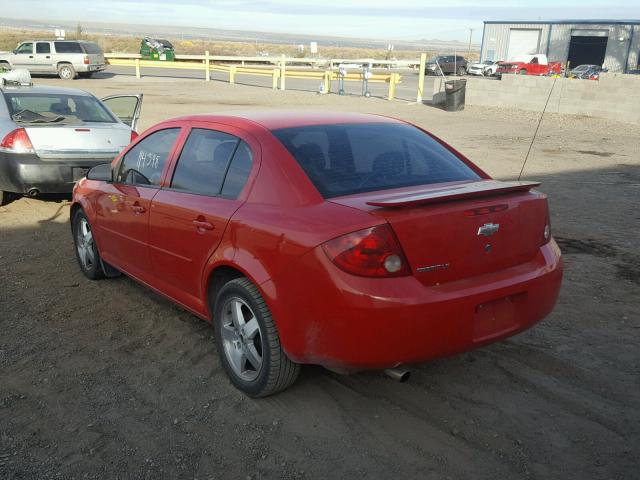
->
[[425, 55, 468, 75], [570, 64, 605, 80]]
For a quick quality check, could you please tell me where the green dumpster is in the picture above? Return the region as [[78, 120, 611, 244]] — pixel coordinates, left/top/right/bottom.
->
[[140, 37, 175, 61]]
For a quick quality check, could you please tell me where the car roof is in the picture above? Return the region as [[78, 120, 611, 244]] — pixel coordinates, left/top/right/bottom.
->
[[0, 84, 94, 97], [167, 111, 404, 130]]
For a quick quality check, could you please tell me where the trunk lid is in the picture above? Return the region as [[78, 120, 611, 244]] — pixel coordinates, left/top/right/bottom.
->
[[25, 123, 131, 160], [330, 180, 548, 286]]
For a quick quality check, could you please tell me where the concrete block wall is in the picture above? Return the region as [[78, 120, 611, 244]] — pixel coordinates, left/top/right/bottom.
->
[[458, 73, 640, 124]]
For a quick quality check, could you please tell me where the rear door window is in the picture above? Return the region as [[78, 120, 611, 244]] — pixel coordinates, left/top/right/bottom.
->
[[170, 128, 238, 196], [221, 142, 253, 198], [273, 123, 480, 198], [116, 128, 180, 187], [170, 128, 253, 198], [36, 42, 51, 54]]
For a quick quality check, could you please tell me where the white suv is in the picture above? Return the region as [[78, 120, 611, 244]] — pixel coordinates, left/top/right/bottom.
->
[[0, 40, 106, 79]]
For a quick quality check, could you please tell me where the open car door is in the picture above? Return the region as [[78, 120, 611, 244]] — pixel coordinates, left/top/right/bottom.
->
[[101, 94, 143, 131]]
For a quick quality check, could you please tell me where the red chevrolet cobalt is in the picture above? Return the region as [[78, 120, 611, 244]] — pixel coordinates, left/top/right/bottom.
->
[[71, 112, 563, 396]]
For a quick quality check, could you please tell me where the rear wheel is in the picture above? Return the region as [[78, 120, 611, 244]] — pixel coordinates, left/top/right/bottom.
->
[[72, 209, 104, 280], [58, 63, 76, 80], [213, 277, 300, 397], [456, 66, 466, 75]]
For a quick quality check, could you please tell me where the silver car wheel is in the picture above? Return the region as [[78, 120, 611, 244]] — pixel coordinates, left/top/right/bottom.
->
[[220, 297, 263, 381], [75, 217, 95, 270], [59, 66, 73, 79]]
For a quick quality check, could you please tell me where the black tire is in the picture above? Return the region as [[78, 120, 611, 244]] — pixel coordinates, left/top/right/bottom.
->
[[457, 66, 466, 75], [72, 209, 104, 280], [0, 190, 17, 206], [58, 63, 77, 80], [213, 277, 300, 397]]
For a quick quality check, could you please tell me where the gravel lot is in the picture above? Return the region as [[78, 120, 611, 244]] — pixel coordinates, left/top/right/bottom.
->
[[1, 75, 639, 480]]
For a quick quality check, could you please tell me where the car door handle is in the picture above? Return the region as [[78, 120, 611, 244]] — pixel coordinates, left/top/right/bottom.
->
[[29, 55, 33, 58], [132, 204, 146, 214], [193, 220, 214, 231], [45, 56, 50, 59]]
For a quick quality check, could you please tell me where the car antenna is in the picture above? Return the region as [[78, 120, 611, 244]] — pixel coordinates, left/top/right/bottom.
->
[[518, 77, 558, 180]]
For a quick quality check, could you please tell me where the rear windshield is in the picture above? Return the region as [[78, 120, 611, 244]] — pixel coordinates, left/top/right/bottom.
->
[[4, 93, 116, 124], [273, 123, 480, 198], [81, 42, 103, 54], [54, 42, 83, 53]]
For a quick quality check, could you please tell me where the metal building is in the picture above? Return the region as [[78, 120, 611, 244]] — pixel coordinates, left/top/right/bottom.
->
[[480, 20, 640, 73]]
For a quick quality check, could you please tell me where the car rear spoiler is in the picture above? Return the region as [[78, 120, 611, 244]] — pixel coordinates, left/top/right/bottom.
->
[[365, 180, 541, 208]]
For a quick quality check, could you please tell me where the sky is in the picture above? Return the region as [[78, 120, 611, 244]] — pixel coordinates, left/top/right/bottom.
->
[[3, 0, 640, 41]]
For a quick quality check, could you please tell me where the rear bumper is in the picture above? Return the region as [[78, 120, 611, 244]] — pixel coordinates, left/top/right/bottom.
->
[[264, 240, 563, 370], [0, 152, 110, 194], [76, 64, 107, 73]]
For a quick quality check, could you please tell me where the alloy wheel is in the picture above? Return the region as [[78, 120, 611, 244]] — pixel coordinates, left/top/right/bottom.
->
[[75, 217, 95, 270], [220, 297, 263, 381]]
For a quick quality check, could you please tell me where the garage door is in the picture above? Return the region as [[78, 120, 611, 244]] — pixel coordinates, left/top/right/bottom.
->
[[507, 29, 542, 60]]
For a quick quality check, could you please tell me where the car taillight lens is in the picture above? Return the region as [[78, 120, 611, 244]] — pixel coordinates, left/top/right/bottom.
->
[[322, 225, 411, 277], [83, 55, 90, 65], [0, 128, 35, 153], [130, 130, 139, 142]]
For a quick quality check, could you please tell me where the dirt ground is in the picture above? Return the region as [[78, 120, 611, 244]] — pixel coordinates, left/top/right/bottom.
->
[[1, 75, 639, 480]]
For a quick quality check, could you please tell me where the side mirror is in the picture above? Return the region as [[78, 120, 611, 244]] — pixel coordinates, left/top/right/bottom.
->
[[86, 163, 113, 182]]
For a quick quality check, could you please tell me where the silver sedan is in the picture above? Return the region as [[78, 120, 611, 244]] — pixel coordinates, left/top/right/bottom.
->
[[0, 78, 141, 204]]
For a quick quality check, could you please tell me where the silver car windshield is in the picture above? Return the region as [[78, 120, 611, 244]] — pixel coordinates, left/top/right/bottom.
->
[[4, 93, 116, 124]]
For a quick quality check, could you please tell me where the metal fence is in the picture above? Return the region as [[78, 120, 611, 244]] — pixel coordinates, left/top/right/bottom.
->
[[104, 52, 411, 100]]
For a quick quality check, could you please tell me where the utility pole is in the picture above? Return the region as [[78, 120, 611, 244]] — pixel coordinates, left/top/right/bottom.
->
[[468, 28, 474, 58]]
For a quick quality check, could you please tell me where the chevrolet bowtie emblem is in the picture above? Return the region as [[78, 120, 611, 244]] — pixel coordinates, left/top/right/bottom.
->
[[477, 223, 500, 237]]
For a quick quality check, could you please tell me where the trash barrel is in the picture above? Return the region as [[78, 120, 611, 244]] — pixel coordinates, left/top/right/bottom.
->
[[444, 79, 467, 111]]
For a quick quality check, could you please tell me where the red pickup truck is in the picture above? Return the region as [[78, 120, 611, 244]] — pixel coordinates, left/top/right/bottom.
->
[[497, 54, 562, 76]]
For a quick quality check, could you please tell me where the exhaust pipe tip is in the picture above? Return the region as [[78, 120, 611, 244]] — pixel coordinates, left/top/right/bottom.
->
[[27, 188, 40, 197], [384, 367, 411, 383]]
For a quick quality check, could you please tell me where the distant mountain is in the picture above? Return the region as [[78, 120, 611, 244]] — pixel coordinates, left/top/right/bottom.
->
[[0, 16, 479, 53]]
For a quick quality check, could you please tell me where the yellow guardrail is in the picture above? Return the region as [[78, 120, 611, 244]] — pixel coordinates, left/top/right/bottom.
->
[[105, 53, 403, 100]]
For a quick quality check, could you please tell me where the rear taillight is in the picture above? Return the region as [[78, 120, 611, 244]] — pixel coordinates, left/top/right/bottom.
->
[[0, 128, 35, 153], [83, 55, 90, 65], [130, 130, 139, 142], [322, 225, 411, 278]]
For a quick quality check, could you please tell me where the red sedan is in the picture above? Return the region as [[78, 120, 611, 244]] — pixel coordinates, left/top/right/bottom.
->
[[71, 111, 563, 396]]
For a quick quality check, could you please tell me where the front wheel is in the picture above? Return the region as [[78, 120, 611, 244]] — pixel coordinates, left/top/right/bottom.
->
[[213, 278, 300, 397], [72, 209, 104, 280]]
